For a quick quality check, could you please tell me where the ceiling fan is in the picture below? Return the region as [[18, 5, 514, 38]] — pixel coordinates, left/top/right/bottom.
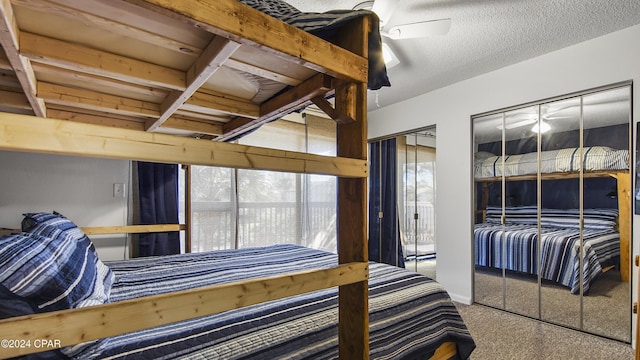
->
[[353, 0, 451, 68], [354, 0, 451, 40]]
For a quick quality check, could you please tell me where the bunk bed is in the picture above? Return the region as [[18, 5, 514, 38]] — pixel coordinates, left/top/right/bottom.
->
[[0, 0, 474, 359], [473, 146, 631, 290]]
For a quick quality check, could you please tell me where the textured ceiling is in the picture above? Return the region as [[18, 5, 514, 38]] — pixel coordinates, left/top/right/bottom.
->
[[285, 0, 640, 110]]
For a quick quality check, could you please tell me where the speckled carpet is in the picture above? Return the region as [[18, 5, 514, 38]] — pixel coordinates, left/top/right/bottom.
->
[[455, 303, 634, 360]]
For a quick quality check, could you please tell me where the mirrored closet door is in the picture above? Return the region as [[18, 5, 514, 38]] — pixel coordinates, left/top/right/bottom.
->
[[472, 83, 632, 342], [369, 127, 437, 278]]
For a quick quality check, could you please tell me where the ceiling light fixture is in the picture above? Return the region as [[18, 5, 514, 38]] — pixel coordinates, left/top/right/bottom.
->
[[531, 121, 551, 133]]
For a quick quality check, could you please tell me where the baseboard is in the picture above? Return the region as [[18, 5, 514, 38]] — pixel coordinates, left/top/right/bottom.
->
[[449, 293, 472, 305]]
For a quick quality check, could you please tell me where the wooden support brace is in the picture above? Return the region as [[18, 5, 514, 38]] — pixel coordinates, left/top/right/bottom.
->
[[310, 96, 355, 124]]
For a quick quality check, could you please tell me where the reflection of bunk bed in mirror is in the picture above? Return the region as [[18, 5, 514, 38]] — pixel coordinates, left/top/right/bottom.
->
[[0, 0, 476, 358], [474, 146, 631, 287]]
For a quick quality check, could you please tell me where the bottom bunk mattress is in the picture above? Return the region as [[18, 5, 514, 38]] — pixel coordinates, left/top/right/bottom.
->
[[474, 223, 619, 294], [67, 244, 475, 359]]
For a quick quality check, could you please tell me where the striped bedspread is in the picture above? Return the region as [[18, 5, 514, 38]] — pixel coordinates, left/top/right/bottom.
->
[[69, 245, 475, 359], [474, 223, 619, 294], [474, 146, 629, 178]]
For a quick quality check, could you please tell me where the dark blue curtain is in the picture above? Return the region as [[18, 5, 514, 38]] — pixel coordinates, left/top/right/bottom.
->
[[136, 162, 180, 257], [369, 139, 405, 267]]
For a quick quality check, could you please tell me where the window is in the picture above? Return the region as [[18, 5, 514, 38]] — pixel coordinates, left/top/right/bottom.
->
[[180, 114, 337, 253]]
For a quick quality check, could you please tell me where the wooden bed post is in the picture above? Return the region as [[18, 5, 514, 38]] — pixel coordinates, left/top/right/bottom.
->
[[614, 172, 631, 282], [335, 16, 370, 360]]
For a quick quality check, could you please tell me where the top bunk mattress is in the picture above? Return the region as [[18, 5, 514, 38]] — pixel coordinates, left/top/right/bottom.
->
[[474, 146, 629, 179]]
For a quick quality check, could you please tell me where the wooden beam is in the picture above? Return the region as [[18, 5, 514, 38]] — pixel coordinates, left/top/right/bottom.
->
[[20, 32, 186, 91], [83, 224, 186, 235], [0, 0, 46, 116], [46, 106, 146, 131], [612, 172, 631, 283], [148, 36, 241, 131], [163, 115, 223, 136], [0, 224, 187, 236], [334, 16, 370, 360], [32, 63, 168, 103], [0, 262, 368, 358], [0, 70, 19, 89], [0, 112, 368, 178], [0, 89, 30, 110], [311, 96, 355, 124], [182, 90, 259, 118], [217, 73, 334, 142], [122, 0, 368, 84], [38, 82, 160, 118], [0, 50, 11, 70], [47, 107, 222, 136]]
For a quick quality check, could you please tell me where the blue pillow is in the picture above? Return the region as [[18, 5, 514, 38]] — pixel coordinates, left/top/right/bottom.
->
[[22, 212, 96, 252], [0, 232, 114, 313]]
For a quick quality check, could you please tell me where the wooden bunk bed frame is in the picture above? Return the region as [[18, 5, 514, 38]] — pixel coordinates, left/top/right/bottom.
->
[[0, 0, 458, 358], [475, 169, 631, 283]]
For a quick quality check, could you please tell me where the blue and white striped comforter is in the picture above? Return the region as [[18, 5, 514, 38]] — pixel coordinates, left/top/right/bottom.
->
[[69, 245, 475, 359], [474, 223, 619, 294], [474, 146, 629, 178]]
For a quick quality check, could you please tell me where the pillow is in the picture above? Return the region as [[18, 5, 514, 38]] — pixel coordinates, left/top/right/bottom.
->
[[474, 151, 496, 160], [485, 205, 539, 225], [0, 232, 114, 314], [484, 206, 618, 230], [22, 212, 96, 252], [540, 208, 618, 230]]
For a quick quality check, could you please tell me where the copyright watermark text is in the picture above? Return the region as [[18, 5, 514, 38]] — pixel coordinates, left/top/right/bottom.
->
[[1, 338, 61, 349]]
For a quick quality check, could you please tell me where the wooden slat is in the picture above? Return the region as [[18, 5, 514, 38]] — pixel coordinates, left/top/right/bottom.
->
[[148, 37, 241, 131], [182, 91, 259, 118], [122, 0, 368, 84], [0, 224, 186, 236], [334, 16, 370, 360], [38, 82, 160, 118], [32, 62, 169, 103], [218, 73, 334, 142], [47, 107, 147, 131], [0, 0, 46, 116], [0, 51, 11, 70], [82, 224, 186, 235], [0, 71, 20, 89], [0, 112, 368, 178], [0, 262, 369, 358], [163, 115, 223, 136], [0, 89, 30, 110], [20, 32, 186, 91]]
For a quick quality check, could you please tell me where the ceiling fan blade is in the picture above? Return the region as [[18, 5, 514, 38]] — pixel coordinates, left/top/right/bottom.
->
[[385, 18, 451, 40], [543, 115, 573, 120], [371, 0, 395, 26]]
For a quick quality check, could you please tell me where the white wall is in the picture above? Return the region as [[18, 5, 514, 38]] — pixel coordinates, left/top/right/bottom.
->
[[369, 23, 640, 310], [0, 151, 131, 260]]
